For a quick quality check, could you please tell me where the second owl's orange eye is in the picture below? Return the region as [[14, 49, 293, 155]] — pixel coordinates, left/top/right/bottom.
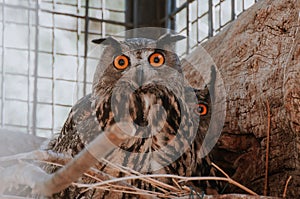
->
[[194, 104, 208, 116], [114, 55, 129, 70], [149, 52, 165, 67]]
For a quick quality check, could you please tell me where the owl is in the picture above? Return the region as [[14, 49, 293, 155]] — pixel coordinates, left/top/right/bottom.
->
[[45, 34, 219, 198]]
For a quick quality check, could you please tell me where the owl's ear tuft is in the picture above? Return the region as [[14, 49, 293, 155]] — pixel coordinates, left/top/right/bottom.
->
[[91, 38, 107, 44], [92, 36, 120, 47], [92, 36, 121, 53], [157, 33, 185, 48]]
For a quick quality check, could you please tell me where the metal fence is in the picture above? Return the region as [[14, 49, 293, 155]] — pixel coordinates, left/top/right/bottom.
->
[[0, 0, 257, 137], [171, 0, 258, 56]]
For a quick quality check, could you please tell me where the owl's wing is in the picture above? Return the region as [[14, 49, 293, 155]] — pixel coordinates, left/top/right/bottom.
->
[[48, 93, 101, 156]]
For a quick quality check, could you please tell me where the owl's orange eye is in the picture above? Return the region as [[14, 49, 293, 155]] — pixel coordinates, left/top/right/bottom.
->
[[114, 55, 129, 70], [148, 52, 165, 67], [194, 104, 208, 116]]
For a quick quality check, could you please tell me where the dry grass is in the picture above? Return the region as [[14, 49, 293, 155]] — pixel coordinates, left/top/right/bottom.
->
[[39, 157, 259, 198], [0, 146, 288, 198]]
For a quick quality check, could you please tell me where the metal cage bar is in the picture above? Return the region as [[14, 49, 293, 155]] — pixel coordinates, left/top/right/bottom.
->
[[27, 0, 31, 133], [1, 0, 5, 128], [31, 0, 40, 135], [83, 0, 89, 96]]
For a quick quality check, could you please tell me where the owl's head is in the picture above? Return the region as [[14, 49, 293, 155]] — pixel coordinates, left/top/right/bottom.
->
[[91, 34, 185, 98]]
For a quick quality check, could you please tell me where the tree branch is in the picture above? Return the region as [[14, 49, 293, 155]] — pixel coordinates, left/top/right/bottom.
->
[[0, 122, 135, 196]]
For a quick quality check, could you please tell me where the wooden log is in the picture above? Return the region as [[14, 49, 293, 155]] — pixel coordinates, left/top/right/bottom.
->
[[183, 0, 299, 198]]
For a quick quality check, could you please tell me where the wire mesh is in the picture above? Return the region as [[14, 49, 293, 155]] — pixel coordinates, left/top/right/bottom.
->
[[0, 0, 127, 137], [0, 0, 257, 137], [171, 0, 258, 57]]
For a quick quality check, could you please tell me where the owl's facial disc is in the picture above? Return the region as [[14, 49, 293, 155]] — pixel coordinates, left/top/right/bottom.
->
[[112, 49, 167, 87]]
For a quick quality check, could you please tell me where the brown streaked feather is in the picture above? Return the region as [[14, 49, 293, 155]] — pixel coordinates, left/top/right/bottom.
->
[[44, 37, 220, 199]]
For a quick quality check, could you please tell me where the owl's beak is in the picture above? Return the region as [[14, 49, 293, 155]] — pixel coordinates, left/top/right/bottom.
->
[[135, 66, 144, 86]]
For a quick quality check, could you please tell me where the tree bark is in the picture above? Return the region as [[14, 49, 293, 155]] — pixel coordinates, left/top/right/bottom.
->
[[183, 0, 299, 198]]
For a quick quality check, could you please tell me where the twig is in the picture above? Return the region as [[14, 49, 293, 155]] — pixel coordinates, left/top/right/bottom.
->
[[264, 99, 271, 196], [77, 183, 160, 198], [172, 178, 182, 190], [74, 172, 258, 196], [283, 176, 292, 198], [212, 162, 258, 196], [101, 158, 179, 193], [211, 162, 229, 179]]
